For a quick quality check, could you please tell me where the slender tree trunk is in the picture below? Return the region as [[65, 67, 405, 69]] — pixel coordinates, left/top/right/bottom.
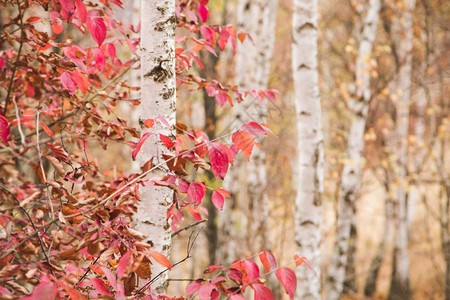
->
[[364, 182, 393, 296], [326, 0, 381, 299], [387, 1, 415, 299], [292, 0, 323, 298], [218, 0, 278, 265], [135, 0, 176, 294]]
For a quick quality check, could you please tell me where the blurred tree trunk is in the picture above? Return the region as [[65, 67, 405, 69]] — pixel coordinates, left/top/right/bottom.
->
[[291, 0, 323, 298], [326, 0, 381, 298], [364, 178, 394, 296], [135, 0, 176, 294], [388, 1, 416, 299], [218, 0, 278, 265]]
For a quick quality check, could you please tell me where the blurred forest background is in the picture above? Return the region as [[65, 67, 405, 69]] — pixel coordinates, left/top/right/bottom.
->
[[115, 0, 449, 299]]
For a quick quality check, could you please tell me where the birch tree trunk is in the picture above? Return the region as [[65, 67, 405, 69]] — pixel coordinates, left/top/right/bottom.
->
[[218, 0, 278, 265], [326, 0, 381, 299], [292, 0, 323, 298], [388, 1, 415, 299], [135, 0, 176, 294]]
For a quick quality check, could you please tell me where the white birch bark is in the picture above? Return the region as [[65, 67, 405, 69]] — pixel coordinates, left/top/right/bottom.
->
[[292, 0, 324, 298], [388, 1, 415, 298], [218, 0, 278, 265], [135, 0, 176, 294], [326, 0, 381, 299]]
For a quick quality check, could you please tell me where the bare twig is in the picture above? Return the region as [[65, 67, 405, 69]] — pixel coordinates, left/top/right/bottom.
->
[[3, 0, 25, 115], [36, 110, 54, 217], [171, 219, 207, 237], [135, 228, 204, 295], [12, 96, 25, 145]]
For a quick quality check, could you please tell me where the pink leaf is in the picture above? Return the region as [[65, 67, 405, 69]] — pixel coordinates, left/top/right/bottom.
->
[[197, 4, 209, 22], [87, 17, 107, 46], [187, 182, 205, 205], [186, 279, 203, 295], [208, 142, 229, 179], [104, 43, 116, 59], [60, 71, 77, 95], [230, 295, 246, 300], [117, 251, 132, 280], [0, 114, 10, 144], [99, 266, 117, 290], [241, 122, 268, 136], [132, 132, 152, 161], [276, 267, 297, 299], [294, 255, 318, 277], [198, 283, 219, 300], [90, 278, 113, 296], [76, 0, 87, 23], [204, 265, 223, 274], [215, 91, 227, 106], [211, 191, 224, 210], [259, 251, 277, 272], [23, 282, 58, 300], [93, 47, 106, 70], [252, 284, 274, 300]]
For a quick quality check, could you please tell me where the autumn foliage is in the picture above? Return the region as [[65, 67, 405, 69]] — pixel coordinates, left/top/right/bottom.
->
[[0, 0, 304, 299]]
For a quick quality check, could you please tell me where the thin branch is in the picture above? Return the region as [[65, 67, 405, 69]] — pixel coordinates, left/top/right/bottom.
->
[[12, 96, 25, 145], [3, 0, 25, 115], [171, 219, 206, 237], [0, 185, 54, 275], [135, 229, 203, 295]]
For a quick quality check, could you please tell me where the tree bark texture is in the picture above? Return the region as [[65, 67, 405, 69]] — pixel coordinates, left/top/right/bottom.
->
[[291, 0, 324, 298], [218, 0, 278, 265], [136, 0, 176, 294], [326, 0, 381, 299]]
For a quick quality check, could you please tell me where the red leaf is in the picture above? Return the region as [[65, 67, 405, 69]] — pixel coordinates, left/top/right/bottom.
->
[[143, 118, 154, 128], [0, 114, 10, 144], [276, 267, 297, 299], [76, 0, 87, 23], [60, 71, 77, 95], [50, 12, 63, 34], [45, 142, 71, 164], [150, 252, 172, 269], [186, 279, 203, 295], [26, 17, 40, 23], [132, 132, 152, 161], [259, 251, 277, 272], [198, 283, 219, 300], [232, 131, 255, 159], [241, 122, 268, 136], [160, 134, 175, 150], [87, 17, 107, 46], [40, 123, 54, 138], [187, 182, 205, 205], [197, 3, 209, 22], [211, 191, 224, 210], [192, 55, 204, 69], [208, 142, 229, 179], [117, 251, 132, 280], [204, 265, 223, 274], [90, 278, 113, 296], [293, 255, 317, 277], [23, 282, 58, 300], [252, 284, 274, 300], [215, 188, 230, 198]]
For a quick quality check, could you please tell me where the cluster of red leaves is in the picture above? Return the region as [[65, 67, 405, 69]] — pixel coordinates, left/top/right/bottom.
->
[[0, 0, 307, 299]]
